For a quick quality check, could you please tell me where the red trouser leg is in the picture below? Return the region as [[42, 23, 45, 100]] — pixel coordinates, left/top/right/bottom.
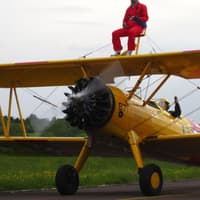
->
[[127, 26, 144, 51], [112, 28, 129, 51]]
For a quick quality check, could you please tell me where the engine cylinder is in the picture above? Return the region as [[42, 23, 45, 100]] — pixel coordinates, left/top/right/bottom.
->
[[63, 77, 115, 131]]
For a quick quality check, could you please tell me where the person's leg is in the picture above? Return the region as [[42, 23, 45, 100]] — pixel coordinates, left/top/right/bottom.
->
[[127, 26, 144, 52], [112, 28, 129, 52]]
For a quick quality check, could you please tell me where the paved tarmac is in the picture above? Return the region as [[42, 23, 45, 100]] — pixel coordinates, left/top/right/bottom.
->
[[0, 180, 200, 200]]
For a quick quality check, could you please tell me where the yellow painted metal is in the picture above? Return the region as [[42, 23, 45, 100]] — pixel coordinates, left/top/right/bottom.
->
[[0, 50, 199, 88], [81, 66, 89, 79], [120, 50, 128, 56], [0, 136, 87, 142], [13, 88, 27, 137], [143, 75, 170, 106], [151, 172, 160, 189], [98, 86, 129, 141], [0, 106, 8, 137], [128, 131, 144, 168], [127, 62, 151, 100], [135, 29, 146, 55], [2, 87, 27, 137], [74, 139, 89, 172], [101, 85, 196, 143], [135, 36, 141, 55], [7, 88, 13, 136]]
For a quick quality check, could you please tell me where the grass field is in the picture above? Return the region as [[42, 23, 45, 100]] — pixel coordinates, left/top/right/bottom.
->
[[0, 155, 200, 191]]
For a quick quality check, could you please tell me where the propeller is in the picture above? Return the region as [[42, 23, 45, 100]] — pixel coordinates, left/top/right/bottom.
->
[[63, 77, 115, 131]]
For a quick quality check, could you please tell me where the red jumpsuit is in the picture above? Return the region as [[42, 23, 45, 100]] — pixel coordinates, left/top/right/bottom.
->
[[112, 2, 148, 51]]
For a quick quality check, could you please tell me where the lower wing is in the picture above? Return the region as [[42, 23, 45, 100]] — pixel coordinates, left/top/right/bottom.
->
[[141, 134, 200, 165]]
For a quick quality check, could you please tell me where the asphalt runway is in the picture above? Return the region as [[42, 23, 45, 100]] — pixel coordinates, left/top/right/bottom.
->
[[0, 180, 200, 200]]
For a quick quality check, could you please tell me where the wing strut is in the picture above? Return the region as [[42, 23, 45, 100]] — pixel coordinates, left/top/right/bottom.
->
[[143, 75, 170, 106], [13, 88, 27, 137], [0, 88, 27, 137], [0, 106, 7, 136], [127, 62, 151, 100], [81, 65, 89, 79]]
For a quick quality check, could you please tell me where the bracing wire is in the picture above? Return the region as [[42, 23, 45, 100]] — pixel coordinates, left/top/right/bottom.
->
[[144, 75, 151, 100], [23, 88, 46, 99], [81, 42, 112, 58], [124, 75, 165, 99], [31, 87, 59, 113], [169, 87, 199, 108], [186, 79, 200, 89], [23, 87, 60, 116], [184, 105, 200, 118], [146, 35, 163, 53]]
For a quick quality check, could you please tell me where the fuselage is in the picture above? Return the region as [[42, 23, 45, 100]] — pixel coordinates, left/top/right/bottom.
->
[[98, 86, 193, 143]]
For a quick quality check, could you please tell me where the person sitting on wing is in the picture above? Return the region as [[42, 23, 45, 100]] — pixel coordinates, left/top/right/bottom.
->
[[158, 96, 181, 118], [112, 0, 149, 56]]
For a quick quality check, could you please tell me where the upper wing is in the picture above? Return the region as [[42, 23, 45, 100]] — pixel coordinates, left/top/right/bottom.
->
[[0, 50, 199, 88]]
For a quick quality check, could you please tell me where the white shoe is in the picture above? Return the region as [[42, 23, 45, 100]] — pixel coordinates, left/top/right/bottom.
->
[[111, 51, 121, 56], [126, 51, 132, 56]]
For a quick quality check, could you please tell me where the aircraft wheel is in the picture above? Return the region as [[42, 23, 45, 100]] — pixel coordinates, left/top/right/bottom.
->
[[139, 164, 163, 196], [55, 164, 79, 195]]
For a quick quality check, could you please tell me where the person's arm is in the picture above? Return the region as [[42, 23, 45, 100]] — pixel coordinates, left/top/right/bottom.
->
[[174, 96, 181, 117], [132, 4, 148, 27], [169, 96, 181, 117], [139, 4, 148, 22]]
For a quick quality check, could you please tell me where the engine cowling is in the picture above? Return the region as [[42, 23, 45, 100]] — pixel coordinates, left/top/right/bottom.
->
[[63, 77, 115, 131]]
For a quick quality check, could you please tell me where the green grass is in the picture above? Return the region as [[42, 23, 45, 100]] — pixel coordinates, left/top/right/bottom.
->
[[0, 155, 200, 191]]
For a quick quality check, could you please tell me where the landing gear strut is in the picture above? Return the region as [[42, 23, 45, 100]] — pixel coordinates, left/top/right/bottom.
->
[[128, 131, 163, 196]]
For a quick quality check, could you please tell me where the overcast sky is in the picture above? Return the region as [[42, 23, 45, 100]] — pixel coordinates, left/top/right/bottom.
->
[[0, 0, 199, 124]]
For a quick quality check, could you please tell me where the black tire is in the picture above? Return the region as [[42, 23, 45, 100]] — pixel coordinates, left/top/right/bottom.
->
[[55, 165, 79, 195], [139, 164, 163, 196]]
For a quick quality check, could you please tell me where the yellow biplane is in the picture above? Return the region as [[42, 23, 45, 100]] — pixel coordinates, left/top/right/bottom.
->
[[0, 49, 200, 196]]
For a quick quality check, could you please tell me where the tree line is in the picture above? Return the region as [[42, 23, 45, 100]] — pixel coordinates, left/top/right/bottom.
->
[[0, 114, 84, 137]]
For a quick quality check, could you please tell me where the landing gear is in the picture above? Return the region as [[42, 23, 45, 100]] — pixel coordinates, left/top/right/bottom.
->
[[139, 164, 163, 196], [128, 131, 163, 196], [55, 165, 79, 195]]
